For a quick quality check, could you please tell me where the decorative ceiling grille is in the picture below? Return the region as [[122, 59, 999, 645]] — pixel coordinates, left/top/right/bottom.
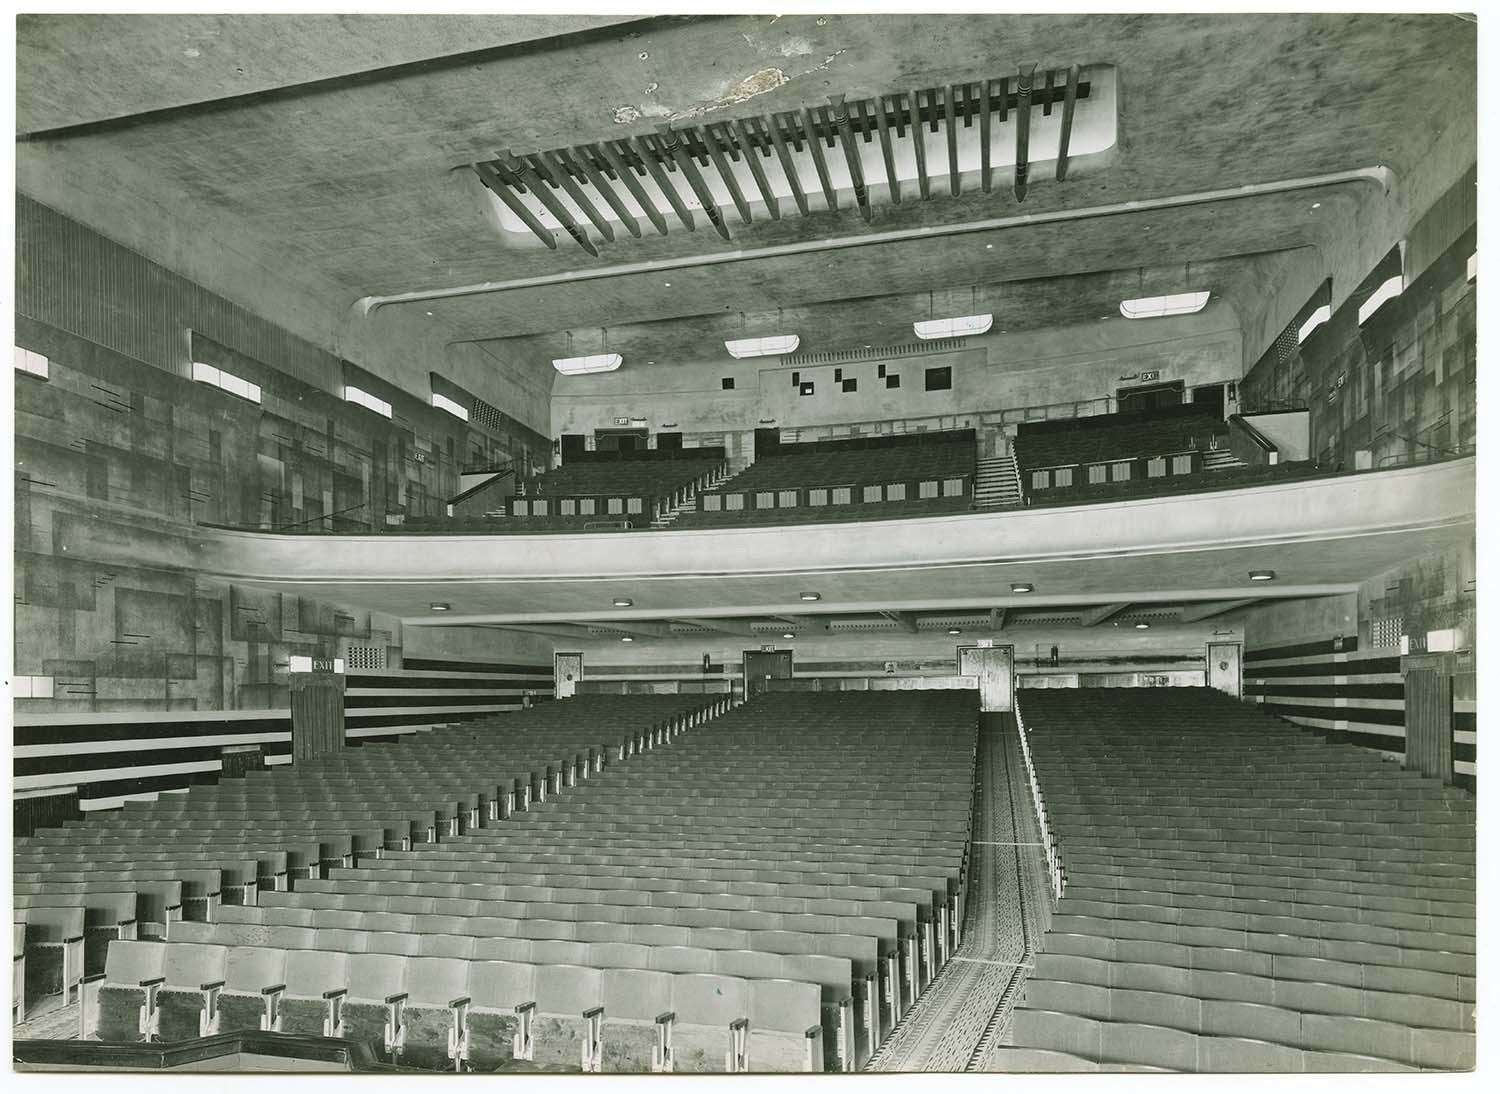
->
[[474, 64, 1108, 257]]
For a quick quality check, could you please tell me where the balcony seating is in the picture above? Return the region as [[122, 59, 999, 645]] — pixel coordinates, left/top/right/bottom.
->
[[993, 687, 1475, 1073], [693, 431, 976, 525], [1015, 407, 1227, 470], [57, 690, 978, 1072], [1014, 406, 1231, 500], [508, 455, 725, 519]]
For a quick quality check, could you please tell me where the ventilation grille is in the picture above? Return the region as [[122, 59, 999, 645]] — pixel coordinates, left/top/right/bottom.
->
[[783, 338, 968, 367], [1371, 617, 1404, 651], [346, 645, 387, 671], [470, 396, 509, 433]]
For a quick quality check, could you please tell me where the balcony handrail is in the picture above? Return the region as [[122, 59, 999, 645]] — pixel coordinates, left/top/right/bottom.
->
[[1013, 695, 1064, 905]]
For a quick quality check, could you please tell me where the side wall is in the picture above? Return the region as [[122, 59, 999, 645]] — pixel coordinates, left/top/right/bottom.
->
[[1242, 545, 1476, 789], [1239, 177, 1476, 470], [12, 205, 556, 826]]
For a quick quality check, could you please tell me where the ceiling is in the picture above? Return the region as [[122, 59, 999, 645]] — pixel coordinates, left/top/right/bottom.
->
[[15, 13, 1477, 398], [472, 598, 1266, 649]]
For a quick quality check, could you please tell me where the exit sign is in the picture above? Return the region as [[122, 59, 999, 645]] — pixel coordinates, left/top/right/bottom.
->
[[289, 656, 345, 674], [1138, 370, 1160, 382]]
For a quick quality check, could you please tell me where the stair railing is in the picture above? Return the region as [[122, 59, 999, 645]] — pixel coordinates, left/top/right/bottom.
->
[[1013, 696, 1064, 904]]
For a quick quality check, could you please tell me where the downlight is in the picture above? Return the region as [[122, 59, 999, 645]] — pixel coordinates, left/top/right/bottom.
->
[[799, 592, 821, 602], [429, 603, 451, 612], [1010, 583, 1034, 594], [781, 632, 796, 640], [552, 353, 623, 376], [914, 314, 993, 340], [1119, 292, 1210, 319], [612, 597, 634, 607], [947, 628, 962, 636], [1135, 622, 1151, 630], [725, 335, 800, 359], [1248, 570, 1277, 582], [619, 635, 635, 643]]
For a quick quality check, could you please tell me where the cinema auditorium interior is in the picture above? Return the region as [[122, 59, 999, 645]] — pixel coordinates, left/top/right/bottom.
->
[[8, 11, 1479, 1077]]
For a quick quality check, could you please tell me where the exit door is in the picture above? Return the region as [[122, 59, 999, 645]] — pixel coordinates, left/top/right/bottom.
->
[[958, 645, 1015, 712], [743, 649, 793, 697], [555, 652, 583, 699], [1207, 643, 1242, 698]]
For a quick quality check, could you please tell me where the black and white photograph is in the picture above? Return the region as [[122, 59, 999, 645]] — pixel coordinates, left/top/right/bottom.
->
[[2, 3, 1487, 1083]]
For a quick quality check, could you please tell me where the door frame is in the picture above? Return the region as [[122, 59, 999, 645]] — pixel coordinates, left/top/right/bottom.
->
[[957, 644, 1016, 712], [742, 649, 794, 698], [554, 651, 583, 699], [1206, 641, 1243, 698]]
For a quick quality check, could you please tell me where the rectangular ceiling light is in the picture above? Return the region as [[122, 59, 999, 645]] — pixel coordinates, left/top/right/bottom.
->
[[14, 346, 49, 380], [913, 314, 993, 340], [192, 360, 262, 404], [1467, 252, 1477, 282], [1357, 275, 1403, 325], [724, 335, 800, 359], [344, 384, 393, 418], [431, 391, 470, 421], [552, 353, 623, 376], [1119, 291, 1211, 319], [1296, 304, 1332, 344]]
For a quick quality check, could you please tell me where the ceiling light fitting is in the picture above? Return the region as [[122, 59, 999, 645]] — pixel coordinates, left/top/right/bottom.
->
[[612, 597, 634, 607], [914, 314, 993, 340], [725, 334, 800, 359], [552, 353, 623, 376], [1010, 583, 1034, 594], [799, 592, 821, 602], [429, 603, 450, 612], [1248, 570, 1276, 582], [1119, 291, 1210, 319]]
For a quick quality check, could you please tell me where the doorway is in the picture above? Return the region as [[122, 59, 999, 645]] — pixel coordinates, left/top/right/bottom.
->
[[1117, 380, 1185, 415], [1206, 643, 1242, 698], [743, 649, 793, 698], [1192, 383, 1227, 420], [555, 652, 583, 699], [594, 428, 649, 454], [958, 645, 1016, 712]]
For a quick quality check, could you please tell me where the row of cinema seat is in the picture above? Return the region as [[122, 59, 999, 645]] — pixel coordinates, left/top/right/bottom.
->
[[68, 690, 981, 1072], [993, 688, 1476, 1073], [1013, 408, 1227, 473], [716, 432, 977, 495], [685, 432, 977, 526], [513, 455, 724, 506], [672, 495, 972, 529], [13, 695, 720, 1029]]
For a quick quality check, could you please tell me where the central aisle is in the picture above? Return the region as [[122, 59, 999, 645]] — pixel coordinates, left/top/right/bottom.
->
[[865, 713, 1051, 1071]]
